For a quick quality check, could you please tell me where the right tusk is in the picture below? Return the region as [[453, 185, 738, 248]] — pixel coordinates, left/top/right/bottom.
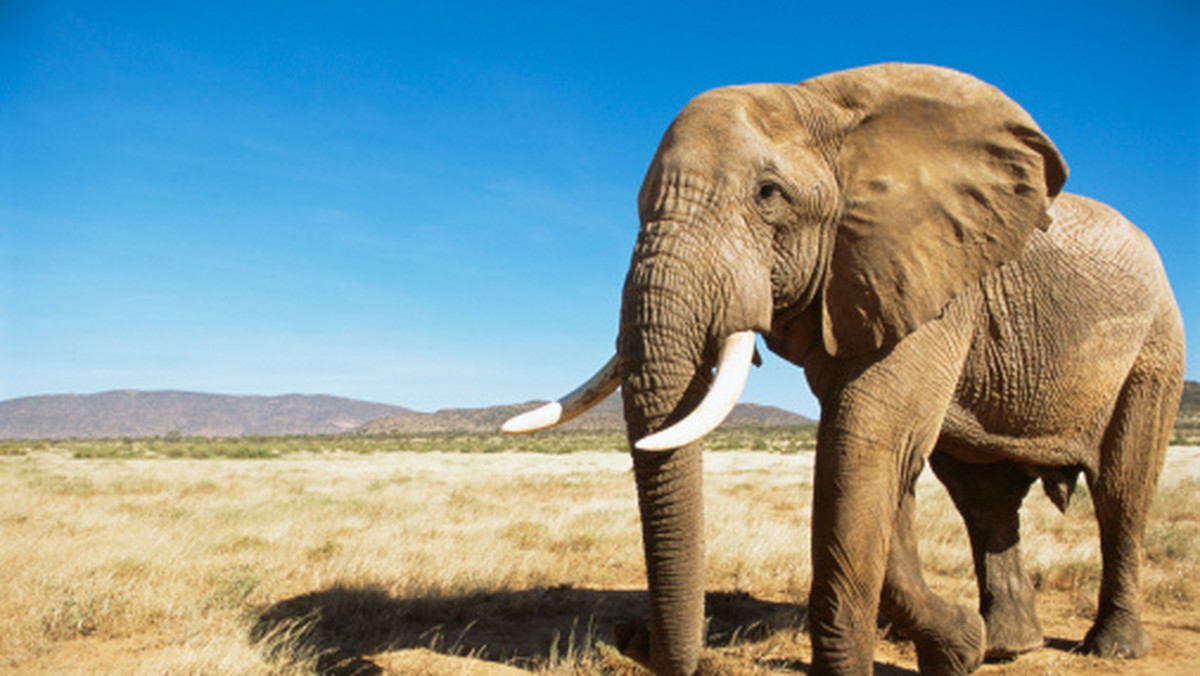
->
[[634, 330, 756, 451], [501, 355, 621, 434]]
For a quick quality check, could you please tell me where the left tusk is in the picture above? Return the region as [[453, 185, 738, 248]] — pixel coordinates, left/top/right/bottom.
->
[[634, 330, 757, 451], [501, 355, 621, 434]]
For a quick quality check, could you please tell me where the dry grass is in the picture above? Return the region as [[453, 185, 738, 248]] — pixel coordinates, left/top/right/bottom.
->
[[1, 444, 1197, 674]]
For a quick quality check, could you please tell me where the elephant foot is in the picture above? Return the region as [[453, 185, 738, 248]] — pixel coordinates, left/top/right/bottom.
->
[[981, 596, 1044, 660], [615, 620, 707, 675], [913, 606, 986, 676], [613, 620, 652, 667], [1082, 610, 1151, 659]]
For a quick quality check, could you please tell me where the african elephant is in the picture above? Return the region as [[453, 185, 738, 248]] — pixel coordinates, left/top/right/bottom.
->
[[502, 63, 1185, 675]]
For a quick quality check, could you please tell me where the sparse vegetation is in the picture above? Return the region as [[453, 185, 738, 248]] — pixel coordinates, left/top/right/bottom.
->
[[1, 435, 1196, 674], [0, 426, 819, 460]]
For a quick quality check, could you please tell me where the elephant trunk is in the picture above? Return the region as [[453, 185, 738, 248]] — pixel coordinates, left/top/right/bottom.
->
[[629, 442, 706, 675], [618, 240, 715, 675]]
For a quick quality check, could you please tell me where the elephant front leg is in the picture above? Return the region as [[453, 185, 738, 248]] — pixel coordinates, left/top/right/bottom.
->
[[807, 413, 946, 674], [808, 437, 897, 676], [805, 300, 978, 675]]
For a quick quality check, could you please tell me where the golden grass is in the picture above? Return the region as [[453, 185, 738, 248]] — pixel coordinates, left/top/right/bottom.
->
[[2, 446, 1197, 674]]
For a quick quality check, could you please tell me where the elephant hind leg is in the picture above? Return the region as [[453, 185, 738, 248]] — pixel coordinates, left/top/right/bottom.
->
[[1083, 335, 1182, 659], [929, 451, 1043, 660], [880, 485, 986, 675]]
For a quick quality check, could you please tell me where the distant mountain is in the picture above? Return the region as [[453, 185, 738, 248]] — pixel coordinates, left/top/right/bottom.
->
[[360, 393, 815, 434], [0, 390, 409, 439], [0, 390, 815, 440], [6, 382, 1189, 441], [1178, 380, 1200, 426], [364, 380, 1200, 436]]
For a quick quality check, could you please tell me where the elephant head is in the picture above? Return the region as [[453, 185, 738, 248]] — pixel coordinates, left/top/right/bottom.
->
[[504, 63, 1067, 674]]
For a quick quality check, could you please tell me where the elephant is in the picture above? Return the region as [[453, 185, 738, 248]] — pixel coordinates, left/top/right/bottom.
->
[[502, 63, 1185, 675]]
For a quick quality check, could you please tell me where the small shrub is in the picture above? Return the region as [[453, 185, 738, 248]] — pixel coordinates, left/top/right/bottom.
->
[[1035, 560, 1101, 594], [39, 590, 129, 640], [214, 535, 271, 555], [1154, 476, 1200, 522], [551, 532, 603, 555], [306, 540, 343, 562], [1145, 522, 1195, 563], [31, 474, 97, 496], [206, 565, 261, 610], [1144, 573, 1197, 608], [41, 594, 100, 639], [501, 521, 551, 550]]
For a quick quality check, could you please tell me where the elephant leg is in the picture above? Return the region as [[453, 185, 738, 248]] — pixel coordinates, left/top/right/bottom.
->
[[808, 429, 905, 675], [1083, 345, 1179, 659], [880, 482, 986, 675], [929, 451, 1043, 659], [804, 294, 981, 675]]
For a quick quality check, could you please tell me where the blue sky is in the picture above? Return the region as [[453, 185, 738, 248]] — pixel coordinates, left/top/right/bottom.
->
[[2, 1, 1197, 417]]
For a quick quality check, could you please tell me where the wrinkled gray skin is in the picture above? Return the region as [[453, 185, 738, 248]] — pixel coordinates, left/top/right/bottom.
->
[[614, 64, 1184, 675]]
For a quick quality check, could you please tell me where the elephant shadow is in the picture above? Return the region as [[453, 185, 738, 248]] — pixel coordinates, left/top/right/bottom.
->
[[249, 584, 805, 674]]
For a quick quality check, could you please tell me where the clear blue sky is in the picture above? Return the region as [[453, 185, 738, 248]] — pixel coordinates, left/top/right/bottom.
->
[[2, 1, 1197, 417]]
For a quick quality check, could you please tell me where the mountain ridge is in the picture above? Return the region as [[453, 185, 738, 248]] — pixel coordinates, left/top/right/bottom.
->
[[0, 390, 815, 440], [0, 390, 409, 439], [359, 393, 815, 434], [5, 381, 1194, 440]]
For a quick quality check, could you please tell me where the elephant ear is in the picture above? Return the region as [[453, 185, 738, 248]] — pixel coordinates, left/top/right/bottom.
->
[[805, 64, 1068, 357]]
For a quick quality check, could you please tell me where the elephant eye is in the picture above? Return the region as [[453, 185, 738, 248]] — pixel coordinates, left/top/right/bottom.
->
[[756, 182, 780, 203], [755, 181, 793, 220]]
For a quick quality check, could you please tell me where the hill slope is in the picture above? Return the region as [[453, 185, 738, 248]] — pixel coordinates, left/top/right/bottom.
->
[[0, 391, 409, 439], [359, 393, 815, 434], [1178, 380, 1200, 426], [363, 379, 1199, 436], [9, 380, 1189, 440]]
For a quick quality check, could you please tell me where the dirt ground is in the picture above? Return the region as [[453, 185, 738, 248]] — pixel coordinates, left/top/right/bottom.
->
[[364, 588, 1200, 675], [259, 447, 1200, 674], [21, 588, 1200, 675], [5, 447, 1198, 675]]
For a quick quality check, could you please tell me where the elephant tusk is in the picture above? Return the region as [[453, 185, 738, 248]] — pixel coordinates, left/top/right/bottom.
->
[[635, 330, 757, 451], [501, 355, 621, 434]]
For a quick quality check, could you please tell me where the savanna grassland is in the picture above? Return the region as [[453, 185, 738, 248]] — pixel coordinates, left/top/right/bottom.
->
[[1, 431, 1197, 675]]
